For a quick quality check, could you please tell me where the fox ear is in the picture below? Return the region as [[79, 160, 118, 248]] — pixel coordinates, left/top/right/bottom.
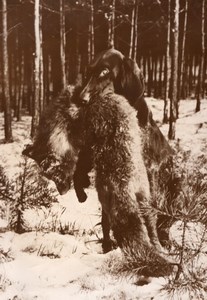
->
[[22, 144, 35, 159]]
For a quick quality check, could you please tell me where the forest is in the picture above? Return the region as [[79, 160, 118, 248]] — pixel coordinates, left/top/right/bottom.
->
[[1, 0, 207, 141], [0, 1, 207, 299]]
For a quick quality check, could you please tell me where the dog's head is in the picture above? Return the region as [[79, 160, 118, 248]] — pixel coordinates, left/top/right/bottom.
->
[[80, 48, 148, 126], [23, 94, 82, 195]]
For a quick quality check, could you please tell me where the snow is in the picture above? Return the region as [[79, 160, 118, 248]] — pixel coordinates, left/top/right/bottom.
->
[[0, 98, 207, 299], [148, 98, 207, 155]]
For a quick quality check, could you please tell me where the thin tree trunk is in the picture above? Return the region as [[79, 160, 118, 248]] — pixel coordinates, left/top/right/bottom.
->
[[2, 0, 13, 142], [133, 0, 139, 61], [9, 53, 13, 106], [186, 54, 189, 96], [179, 0, 188, 100], [147, 54, 152, 97], [193, 55, 197, 88], [31, 0, 40, 138], [129, 0, 139, 60], [195, 0, 205, 112], [143, 55, 146, 78], [108, 0, 115, 48], [91, 0, 95, 59], [129, 3, 135, 58], [27, 59, 33, 115], [168, 0, 179, 140], [163, 0, 171, 123], [88, 0, 94, 63], [60, 0, 67, 89], [158, 55, 163, 98], [14, 34, 20, 119], [88, 25, 91, 64], [75, 32, 82, 85], [17, 51, 24, 121], [48, 55, 53, 103], [154, 56, 158, 97], [203, 52, 206, 97], [39, 4, 44, 113]]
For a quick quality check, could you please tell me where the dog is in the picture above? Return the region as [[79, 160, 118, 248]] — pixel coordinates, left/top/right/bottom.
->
[[80, 48, 172, 164], [77, 48, 178, 247], [22, 87, 174, 277]]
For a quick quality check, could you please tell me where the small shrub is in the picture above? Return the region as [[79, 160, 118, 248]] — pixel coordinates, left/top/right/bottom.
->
[[157, 148, 207, 298], [0, 158, 58, 233], [0, 274, 11, 292], [0, 247, 13, 263], [37, 243, 62, 259], [59, 221, 79, 235]]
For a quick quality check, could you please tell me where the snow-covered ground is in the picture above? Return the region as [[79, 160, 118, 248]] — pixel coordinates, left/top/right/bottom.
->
[[0, 98, 207, 300]]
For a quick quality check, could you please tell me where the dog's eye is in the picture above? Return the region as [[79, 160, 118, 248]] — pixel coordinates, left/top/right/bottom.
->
[[99, 68, 110, 78]]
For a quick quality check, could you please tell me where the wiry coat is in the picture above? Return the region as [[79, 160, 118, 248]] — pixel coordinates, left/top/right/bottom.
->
[[23, 90, 173, 275], [83, 92, 160, 250]]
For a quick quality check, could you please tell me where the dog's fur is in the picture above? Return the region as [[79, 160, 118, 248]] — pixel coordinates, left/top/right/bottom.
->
[[75, 48, 173, 202], [23, 49, 175, 251], [77, 49, 177, 246], [23, 88, 173, 271], [83, 91, 162, 252]]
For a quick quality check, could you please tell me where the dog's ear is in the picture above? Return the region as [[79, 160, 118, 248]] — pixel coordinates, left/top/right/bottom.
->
[[118, 58, 145, 105], [116, 58, 149, 127], [22, 144, 35, 159]]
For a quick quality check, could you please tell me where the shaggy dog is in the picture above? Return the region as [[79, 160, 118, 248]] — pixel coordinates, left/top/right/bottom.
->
[[82, 91, 160, 251], [77, 49, 179, 246], [23, 89, 173, 276], [74, 48, 174, 202]]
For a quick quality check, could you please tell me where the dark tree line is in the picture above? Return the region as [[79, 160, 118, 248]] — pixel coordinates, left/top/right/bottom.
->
[[0, 0, 206, 141]]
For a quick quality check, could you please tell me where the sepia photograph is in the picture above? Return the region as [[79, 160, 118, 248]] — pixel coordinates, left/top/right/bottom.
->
[[0, 0, 207, 299]]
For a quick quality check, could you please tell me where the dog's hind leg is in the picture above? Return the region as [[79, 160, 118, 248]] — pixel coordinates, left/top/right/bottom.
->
[[143, 213, 164, 251], [135, 192, 163, 251]]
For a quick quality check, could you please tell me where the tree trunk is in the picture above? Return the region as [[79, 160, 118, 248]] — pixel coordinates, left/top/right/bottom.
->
[[179, 0, 188, 100], [14, 34, 20, 119], [133, 0, 139, 61], [75, 33, 82, 86], [31, 0, 40, 138], [2, 0, 13, 143], [39, 4, 44, 113], [168, 0, 179, 140], [154, 56, 158, 97], [203, 52, 206, 98], [9, 53, 14, 107], [48, 55, 53, 103], [158, 55, 163, 98], [17, 51, 24, 121], [163, 0, 171, 124], [60, 0, 67, 90], [195, 0, 205, 112], [129, 3, 135, 58], [88, 21, 91, 64], [88, 0, 94, 63], [129, 0, 139, 60], [91, 0, 95, 59], [147, 54, 152, 97], [111, 0, 115, 48], [108, 0, 115, 48]]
